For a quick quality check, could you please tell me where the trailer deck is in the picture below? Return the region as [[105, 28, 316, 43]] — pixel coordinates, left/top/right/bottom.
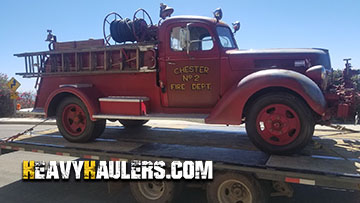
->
[[1, 121, 359, 191]]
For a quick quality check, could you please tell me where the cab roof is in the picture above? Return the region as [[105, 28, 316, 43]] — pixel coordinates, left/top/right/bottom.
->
[[161, 15, 229, 27]]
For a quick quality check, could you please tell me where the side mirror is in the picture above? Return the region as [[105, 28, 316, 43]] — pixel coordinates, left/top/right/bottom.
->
[[232, 21, 240, 33]]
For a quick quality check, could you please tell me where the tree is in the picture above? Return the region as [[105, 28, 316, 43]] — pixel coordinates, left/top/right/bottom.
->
[[0, 73, 15, 117], [17, 91, 35, 109], [352, 74, 360, 113], [352, 74, 360, 92], [332, 68, 360, 114]]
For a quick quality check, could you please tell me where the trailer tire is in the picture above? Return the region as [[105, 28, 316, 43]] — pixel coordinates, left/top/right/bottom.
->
[[56, 96, 96, 142], [245, 92, 315, 154], [129, 180, 180, 203], [119, 119, 148, 128], [207, 173, 264, 203]]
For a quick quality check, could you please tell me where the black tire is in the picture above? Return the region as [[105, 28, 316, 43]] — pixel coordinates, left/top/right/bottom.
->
[[56, 96, 96, 142], [119, 119, 148, 128], [207, 172, 265, 203], [129, 181, 180, 203], [92, 119, 106, 139], [245, 92, 315, 154]]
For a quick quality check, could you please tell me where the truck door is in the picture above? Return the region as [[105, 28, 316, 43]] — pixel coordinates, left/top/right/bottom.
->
[[163, 23, 220, 108]]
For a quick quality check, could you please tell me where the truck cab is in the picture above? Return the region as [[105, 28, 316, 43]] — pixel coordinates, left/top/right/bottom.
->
[[158, 16, 330, 118]]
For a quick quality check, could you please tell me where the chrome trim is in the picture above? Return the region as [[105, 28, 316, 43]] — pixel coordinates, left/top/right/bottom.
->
[[59, 84, 93, 88], [99, 96, 149, 102], [92, 113, 207, 123]]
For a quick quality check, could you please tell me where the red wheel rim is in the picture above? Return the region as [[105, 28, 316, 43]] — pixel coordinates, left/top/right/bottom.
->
[[256, 104, 301, 146], [62, 104, 87, 136]]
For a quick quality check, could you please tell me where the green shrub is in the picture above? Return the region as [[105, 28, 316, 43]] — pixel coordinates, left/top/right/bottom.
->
[[0, 73, 15, 117], [332, 69, 360, 114]]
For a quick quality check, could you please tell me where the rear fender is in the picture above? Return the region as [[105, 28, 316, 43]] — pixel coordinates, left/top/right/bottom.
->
[[45, 87, 102, 121], [206, 69, 326, 125]]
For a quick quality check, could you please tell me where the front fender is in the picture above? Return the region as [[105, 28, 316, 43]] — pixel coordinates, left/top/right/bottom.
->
[[45, 87, 103, 121], [206, 69, 326, 125]]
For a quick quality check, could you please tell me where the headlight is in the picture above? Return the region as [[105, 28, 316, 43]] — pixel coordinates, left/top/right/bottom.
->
[[305, 65, 327, 89], [320, 67, 326, 80]]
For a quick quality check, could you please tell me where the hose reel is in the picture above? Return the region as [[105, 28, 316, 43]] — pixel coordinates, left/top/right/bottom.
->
[[103, 9, 157, 45]]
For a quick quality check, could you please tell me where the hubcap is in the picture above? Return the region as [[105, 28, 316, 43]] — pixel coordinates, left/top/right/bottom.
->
[[217, 179, 252, 203], [256, 104, 300, 146], [137, 181, 165, 200], [62, 104, 87, 136]]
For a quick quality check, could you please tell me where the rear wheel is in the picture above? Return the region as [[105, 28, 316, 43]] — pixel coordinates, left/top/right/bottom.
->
[[56, 97, 96, 142], [119, 119, 148, 128], [93, 119, 106, 139], [245, 92, 315, 154]]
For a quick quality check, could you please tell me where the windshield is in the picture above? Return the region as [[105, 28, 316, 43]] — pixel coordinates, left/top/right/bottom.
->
[[216, 26, 237, 49]]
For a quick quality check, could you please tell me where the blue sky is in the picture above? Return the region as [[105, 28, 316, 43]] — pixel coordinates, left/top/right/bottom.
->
[[0, 0, 359, 92]]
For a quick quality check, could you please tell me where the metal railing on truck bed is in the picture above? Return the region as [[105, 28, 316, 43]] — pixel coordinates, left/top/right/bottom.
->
[[14, 40, 157, 79]]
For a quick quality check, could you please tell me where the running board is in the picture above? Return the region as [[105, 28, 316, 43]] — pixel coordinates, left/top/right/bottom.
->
[[92, 113, 208, 123]]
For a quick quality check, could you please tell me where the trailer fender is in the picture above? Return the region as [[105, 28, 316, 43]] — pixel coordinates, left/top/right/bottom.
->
[[206, 69, 326, 125], [45, 87, 102, 121]]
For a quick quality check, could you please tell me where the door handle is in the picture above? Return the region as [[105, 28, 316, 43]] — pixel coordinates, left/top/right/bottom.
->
[[167, 61, 176, 65]]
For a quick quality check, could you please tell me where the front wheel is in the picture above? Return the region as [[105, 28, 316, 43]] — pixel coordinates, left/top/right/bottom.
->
[[56, 96, 97, 142], [245, 93, 315, 154]]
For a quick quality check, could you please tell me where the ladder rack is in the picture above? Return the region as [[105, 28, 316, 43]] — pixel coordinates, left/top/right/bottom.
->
[[15, 41, 158, 78]]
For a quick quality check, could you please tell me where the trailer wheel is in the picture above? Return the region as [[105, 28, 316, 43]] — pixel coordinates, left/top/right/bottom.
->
[[245, 92, 315, 154], [207, 173, 264, 203], [56, 97, 96, 142], [119, 119, 148, 128], [129, 181, 179, 203]]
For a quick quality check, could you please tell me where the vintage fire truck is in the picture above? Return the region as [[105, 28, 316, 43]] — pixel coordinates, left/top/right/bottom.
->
[[15, 5, 359, 154]]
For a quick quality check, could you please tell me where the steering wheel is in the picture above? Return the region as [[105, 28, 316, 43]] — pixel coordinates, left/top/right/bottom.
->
[[103, 12, 123, 46], [132, 9, 153, 42]]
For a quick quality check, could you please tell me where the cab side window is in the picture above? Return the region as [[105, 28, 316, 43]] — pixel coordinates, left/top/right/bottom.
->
[[170, 26, 214, 52], [189, 26, 213, 51]]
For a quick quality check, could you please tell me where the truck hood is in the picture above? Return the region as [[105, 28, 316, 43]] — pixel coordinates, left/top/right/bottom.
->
[[226, 48, 331, 72], [227, 48, 328, 55]]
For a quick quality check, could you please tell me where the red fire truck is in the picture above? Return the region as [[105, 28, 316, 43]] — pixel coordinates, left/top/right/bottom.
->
[[15, 5, 359, 154]]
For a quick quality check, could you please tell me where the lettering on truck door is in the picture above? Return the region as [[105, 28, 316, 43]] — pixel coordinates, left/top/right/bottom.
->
[[164, 23, 220, 108]]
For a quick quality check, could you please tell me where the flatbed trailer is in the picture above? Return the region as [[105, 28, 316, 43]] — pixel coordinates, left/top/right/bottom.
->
[[1, 122, 359, 202]]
